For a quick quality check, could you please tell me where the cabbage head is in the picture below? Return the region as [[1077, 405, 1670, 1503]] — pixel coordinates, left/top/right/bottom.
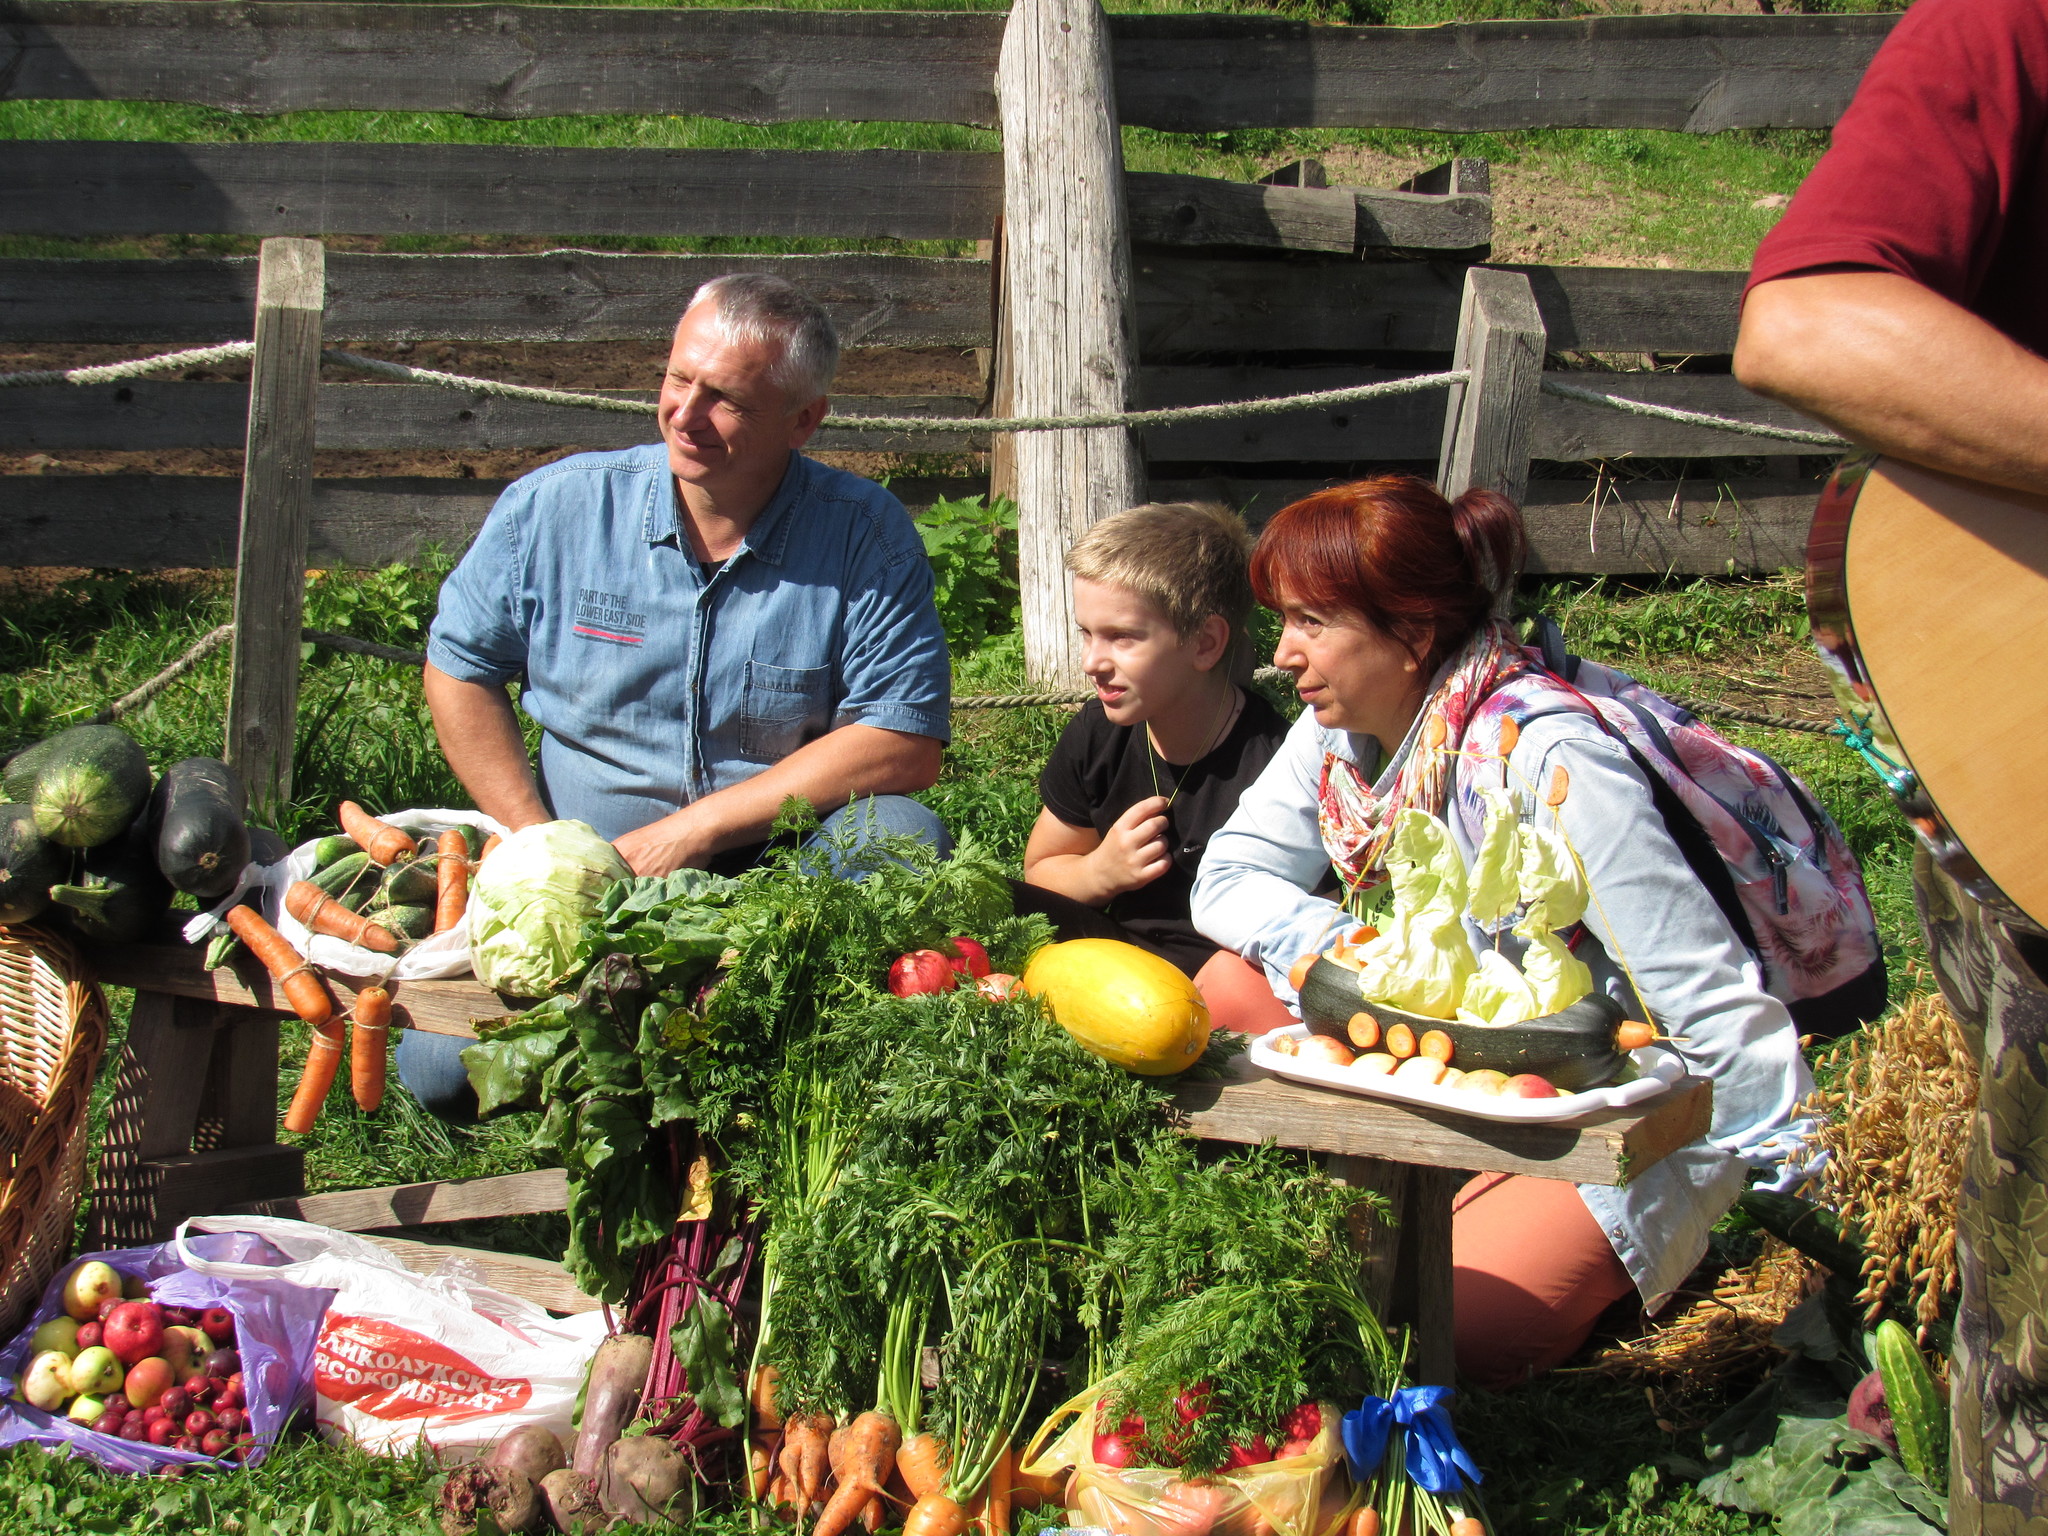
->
[[469, 819, 631, 994]]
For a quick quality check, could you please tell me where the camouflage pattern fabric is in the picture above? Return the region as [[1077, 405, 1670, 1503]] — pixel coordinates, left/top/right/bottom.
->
[[1915, 848, 2048, 1533]]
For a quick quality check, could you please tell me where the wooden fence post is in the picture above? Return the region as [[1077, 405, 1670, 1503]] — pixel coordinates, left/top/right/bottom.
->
[[998, 0, 1146, 686], [1437, 265, 1545, 508], [225, 237, 324, 825]]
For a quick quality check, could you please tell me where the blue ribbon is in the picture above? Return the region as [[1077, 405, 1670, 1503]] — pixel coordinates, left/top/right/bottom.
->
[[1341, 1387, 1483, 1494]]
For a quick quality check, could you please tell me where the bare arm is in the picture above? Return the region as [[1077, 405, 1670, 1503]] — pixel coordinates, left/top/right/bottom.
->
[[1735, 271, 2048, 496], [611, 722, 943, 876], [1022, 799, 1171, 907], [422, 662, 551, 831]]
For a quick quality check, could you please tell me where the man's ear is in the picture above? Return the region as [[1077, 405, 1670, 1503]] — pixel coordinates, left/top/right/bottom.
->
[[1191, 613, 1232, 672], [787, 395, 831, 448]]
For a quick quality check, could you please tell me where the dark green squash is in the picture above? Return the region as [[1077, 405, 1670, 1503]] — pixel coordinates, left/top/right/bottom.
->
[[0, 802, 63, 925], [48, 820, 174, 944], [1295, 955, 1630, 1092], [149, 757, 250, 899], [247, 826, 289, 867]]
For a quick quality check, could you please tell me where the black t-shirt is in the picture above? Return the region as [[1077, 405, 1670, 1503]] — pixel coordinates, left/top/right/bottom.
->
[[1037, 690, 1291, 976]]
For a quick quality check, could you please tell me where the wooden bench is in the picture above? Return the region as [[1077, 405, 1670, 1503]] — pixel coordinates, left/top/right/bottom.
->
[[86, 940, 1709, 1374]]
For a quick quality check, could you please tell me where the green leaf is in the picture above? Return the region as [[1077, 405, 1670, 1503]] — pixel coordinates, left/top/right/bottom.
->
[[672, 1290, 747, 1429], [460, 1028, 570, 1117]]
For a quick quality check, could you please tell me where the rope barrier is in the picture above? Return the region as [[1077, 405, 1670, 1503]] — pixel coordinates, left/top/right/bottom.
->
[[0, 342, 256, 389], [1537, 377, 1847, 447]]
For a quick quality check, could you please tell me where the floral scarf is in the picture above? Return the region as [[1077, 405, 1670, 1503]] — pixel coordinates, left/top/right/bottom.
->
[[1316, 620, 1528, 901]]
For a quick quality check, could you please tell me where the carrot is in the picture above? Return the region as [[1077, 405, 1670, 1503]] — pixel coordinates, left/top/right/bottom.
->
[[284, 880, 401, 953], [829, 1423, 851, 1481], [350, 984, 392, 1112], [861, 1495, 885, 1533], [225, 905, 332, 1028], [813, 1412, 902, 1536], [753, 1365, 785, 1432], [1616, 1020, 1657, 1050], [338, 800, 417, 866], [1384, 1022, 1417, 1059], [283, 1014, 345, 1134], [1346, 1012, 1381, 1051], [1348, 1509, 1381, 1536], [984, 1443, 1013, 1536], [793, 1413, 834, 1511], [1287, 953, 1318, 991], [897, 1432, 949, 1502], [1418, 1029, 1454, 1064], [778, 1431, 804, 1510], [902, 1492, 971, 1536], [749, 1438, 776, 1500], [1447, 1520, 1485, 1536], [1012, 1465, 1062, 1511], [434, 828, 469, 933], [478, 833, 502, 863]]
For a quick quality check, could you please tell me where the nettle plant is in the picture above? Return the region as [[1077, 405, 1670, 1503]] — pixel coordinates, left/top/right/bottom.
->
[[914, 495, 1020, 654]]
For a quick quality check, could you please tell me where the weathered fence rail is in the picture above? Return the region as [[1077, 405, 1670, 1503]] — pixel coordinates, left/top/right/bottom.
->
[[0, 2, 1892, 131]]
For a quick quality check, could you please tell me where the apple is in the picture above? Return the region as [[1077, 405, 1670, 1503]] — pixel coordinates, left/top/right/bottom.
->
[[944, 936, 992, 978], [975, 972, 1022, 1002], [122, 1273, 149, 1300], [69, 1345, 126, 1397], [103, 1301, 166, 1366], [1503, 1073, 1560, 1100], [20, 1350, 74, 1412], [67, 1393, 107, 1425], [96, 1297, 122, 1323], [1275, 1437, 1316, 1460], [216, 1406, 247, 1436], [225, 1372, 244, 1401], [198, 1309, 235, 1347], [144, 1403, 170, 1425], [148, 1418, 177, 1447], [184, 1376, 217, 1406], [120, 1417, 152, 1442], [161, 1306, 197, 1328], [172, 1435, 199, 1453], [74, 1321, 103, 1351], [92, 1401, 128, 1435], [200, 1429, 231, 1458], [124, 1355, 174, 1409], [61, 1262, 124, 1322], [215, 1384, 245, 1413], [184, 1409, 217, 1439], [1222, 1435, 1273, 1468], [1091, 1432, 1136, 1469], [1459, 1070, 1509, 1096], [887, 950, 957, 997], [160, 1326, 212, 1383], [1279, 1403, 1322, 1441], [203, 1347, 241, 1379], [29, 1316, 80, 1359]]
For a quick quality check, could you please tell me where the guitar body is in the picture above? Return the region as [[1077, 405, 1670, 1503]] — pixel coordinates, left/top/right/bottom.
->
[[1808, 454, 2048, 933]]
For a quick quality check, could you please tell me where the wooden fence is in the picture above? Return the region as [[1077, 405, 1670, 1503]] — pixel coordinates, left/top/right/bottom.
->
[[0, 1, 1890, 798]]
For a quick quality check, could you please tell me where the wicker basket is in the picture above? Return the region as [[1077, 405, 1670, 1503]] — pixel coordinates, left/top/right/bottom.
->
[[0, 926, 110, 1343]]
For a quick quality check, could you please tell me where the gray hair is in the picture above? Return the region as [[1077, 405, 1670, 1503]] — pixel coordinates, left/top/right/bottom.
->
[[682, 274, 840, 403]]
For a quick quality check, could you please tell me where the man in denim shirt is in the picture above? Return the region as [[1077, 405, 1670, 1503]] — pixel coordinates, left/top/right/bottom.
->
[[409, 275, 952, 1111]]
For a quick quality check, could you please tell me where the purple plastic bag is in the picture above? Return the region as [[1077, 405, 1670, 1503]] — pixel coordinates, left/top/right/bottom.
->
[[0, 1229, 334, 1473]]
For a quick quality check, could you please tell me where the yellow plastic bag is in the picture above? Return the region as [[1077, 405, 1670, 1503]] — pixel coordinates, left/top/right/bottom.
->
[[1022, 1382, 1357, 1536]]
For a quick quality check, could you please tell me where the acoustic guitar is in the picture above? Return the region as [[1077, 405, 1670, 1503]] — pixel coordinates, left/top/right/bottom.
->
[[1807, 454, 2048, 933]]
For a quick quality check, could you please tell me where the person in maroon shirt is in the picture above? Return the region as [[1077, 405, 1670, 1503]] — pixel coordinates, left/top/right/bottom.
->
[[1737, 0, 2048, 1524]]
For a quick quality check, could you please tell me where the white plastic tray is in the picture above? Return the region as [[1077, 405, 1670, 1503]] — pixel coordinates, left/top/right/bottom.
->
[[1247, 1024, 1685, 1124]]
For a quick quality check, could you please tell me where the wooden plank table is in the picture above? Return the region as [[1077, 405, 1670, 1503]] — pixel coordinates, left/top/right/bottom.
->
[[86, 940, 1709, 1373]]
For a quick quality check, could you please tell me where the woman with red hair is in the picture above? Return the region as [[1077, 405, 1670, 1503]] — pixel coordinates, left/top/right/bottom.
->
[[1191, 474, 1816, 1389]]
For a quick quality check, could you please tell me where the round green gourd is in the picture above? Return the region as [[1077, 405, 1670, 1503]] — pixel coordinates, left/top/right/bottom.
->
[[20, 725, 154, 848], [0, 802, 62, 925]]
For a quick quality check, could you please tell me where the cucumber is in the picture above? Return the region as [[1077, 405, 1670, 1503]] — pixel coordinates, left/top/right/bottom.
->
[[0, 802, 63, 925], [310, 852, 374, 898], [15, 725, 154, 848], [381, 855, 440, 906], [452, 825, 485, 859], [1871, 1319, 1948, 1491], [148, 757, 250, 900], [1296, 955, 1629, 1091], [376, 902, 435, 943], [307, 834, 359, 870], [48, 820, 173, 944]]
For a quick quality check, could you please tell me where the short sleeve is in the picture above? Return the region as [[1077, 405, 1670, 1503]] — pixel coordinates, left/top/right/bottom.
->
[[426, 485, 531, 686], [1038, 713, 1100, 829], [1746, 0, 2048, 310], [829, 494, 952, 743]]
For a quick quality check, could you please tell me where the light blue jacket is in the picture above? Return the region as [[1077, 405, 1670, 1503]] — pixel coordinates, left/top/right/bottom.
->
[[1190, 704, 1815, 1309]]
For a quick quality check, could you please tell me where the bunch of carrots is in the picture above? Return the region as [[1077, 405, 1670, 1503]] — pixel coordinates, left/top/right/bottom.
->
[[229, 802, 502, 1136]]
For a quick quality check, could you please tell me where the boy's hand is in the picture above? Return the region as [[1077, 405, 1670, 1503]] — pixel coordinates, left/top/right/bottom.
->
[[1087, 795, 1172, 897]]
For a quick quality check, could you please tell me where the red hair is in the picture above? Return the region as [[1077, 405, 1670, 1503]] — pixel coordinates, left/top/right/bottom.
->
[[1249, 474, 1527, 675]]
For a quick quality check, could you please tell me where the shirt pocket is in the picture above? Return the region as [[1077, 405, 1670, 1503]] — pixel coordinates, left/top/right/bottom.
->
[[738, 660, 833, 762]]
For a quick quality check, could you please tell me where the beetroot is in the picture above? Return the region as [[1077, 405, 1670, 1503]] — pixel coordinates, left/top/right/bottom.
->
[[571, 1334, 655, 1478], [1848, 1368, 1899, 1457], [440, 1462, 543, 1536], [488, 1425, 568, 1486], [598, 1435, 694, 1526], [541, 1468, 609, 1534]]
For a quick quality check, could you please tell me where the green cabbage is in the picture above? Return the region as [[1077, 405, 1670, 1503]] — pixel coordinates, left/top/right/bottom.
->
[[1353, 809, 1476, 1019], [468, 819, 632, 994], [1457, 947, 1539, 1026], [1465, 785, 1523, 929]]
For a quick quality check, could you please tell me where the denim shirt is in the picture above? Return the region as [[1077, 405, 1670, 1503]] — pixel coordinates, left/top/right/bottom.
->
[[427, 445, 952, 843], [1190, 706, 1815, 1309]]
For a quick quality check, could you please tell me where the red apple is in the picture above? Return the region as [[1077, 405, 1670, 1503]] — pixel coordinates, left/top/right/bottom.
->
[[172, 1435, 199, 1453], [200, 1429, 231, 1457], [203, 1348, 240, 1379], [1092, 1433, 1136, 1469], [124, 1355, 174, 1408], [184, 1410, 216, 1439], [215, 1386, 245, 1413], [1222, 1436, 1273, 1468], [1275, 1437, 1317, 1460], [198, 1309, 235, 1347], [96, 1297, 122, 1323], [158, 1386, 189, 1420], [103, 1301, 166, 1367], [119, 1417, 152, 1443], [224, 1372, 244, 1401], [1279, 1403, 1322, 1441], [1503, 1073, 1560, 1100], [216, 1407, 247, 1436], [887, 951, 957, 997], [183, 1377, 216, 1406], [161, 1306, 197, 1328], [92, 1404, 128, 1436], [147, 1418, 177, 1447], [944, 936, 991, 978], [975, 972, 1022, 1002], [143, 1405, 168, 1425], [1174, 1384, 1213, 1424], [73, 1321, 102, 1351], [230, 1435, 254, 1462]]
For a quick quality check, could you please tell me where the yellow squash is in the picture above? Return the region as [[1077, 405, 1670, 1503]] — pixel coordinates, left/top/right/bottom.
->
[[1021, 938, 1212, 1075]]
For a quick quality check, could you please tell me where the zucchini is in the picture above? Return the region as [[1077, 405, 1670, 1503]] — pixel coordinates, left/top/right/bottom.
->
[[377, 902, 435, 943], [1296, 955, 1629, 1091], [380, 854, 439, 906], [16, 725, 153, 848], [0, 802, 63, 925], [1871, 1319, 1947, 1491], [48, 820, 173, 944], [148, 757, 250, 899], [1, 737, 60, 804], [307, 834, 358, 870], [247, 826, 289, 866]]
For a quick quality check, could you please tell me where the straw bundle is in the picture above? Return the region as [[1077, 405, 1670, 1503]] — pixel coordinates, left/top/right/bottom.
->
[[1807, 990, 1976, 1341]]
